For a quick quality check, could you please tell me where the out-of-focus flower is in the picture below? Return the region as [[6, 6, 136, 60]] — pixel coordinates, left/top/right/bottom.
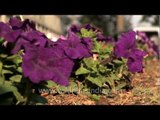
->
[[11, 30, 48, 54], [57, 31, 92, 59], [114, 31, 146, 73], [114, 31, 136, 58], [127, 49, 146, 72], [22, 46, 74, 86]]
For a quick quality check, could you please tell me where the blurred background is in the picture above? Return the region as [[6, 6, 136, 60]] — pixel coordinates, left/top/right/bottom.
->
[[0, 15, 159, 45]]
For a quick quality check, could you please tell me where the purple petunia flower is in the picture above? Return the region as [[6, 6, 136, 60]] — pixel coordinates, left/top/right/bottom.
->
[[9, 17, 36, 31], [0, 22, 22, 42], [136, 31, 149, 43], [81, 37, 93, 51], [0, 17, 36, 43], [114, 30, 147, 73], [57, 31, 92, 59], [11, 30, 48, 54], [127, 49, 146, 72], [0, 22, 11, 37], [147, 41, 159, 56], [136, 31, 159, 57], [114, 31, 136, 58], [70, 24, 100, 34], [70, 24, 81, 33], [22, 46, 74, 86], [97, 33, 106, 41], [127, 58, 143, 73], [97, 33, 114, 43], [84, 24, 96, 31]]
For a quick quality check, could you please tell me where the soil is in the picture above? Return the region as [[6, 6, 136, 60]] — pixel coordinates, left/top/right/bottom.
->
[[43, 58, 160, 105]]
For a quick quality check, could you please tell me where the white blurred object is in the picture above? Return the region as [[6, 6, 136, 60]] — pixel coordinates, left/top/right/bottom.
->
[[19, 15, 24, 21], [130, 15, 143, 28], [47, 32, 59, 42], [47, 33, 52, 39], [51, 37, 59, 42], [133, 26, 159, 32], [0, 15, 9, 22]]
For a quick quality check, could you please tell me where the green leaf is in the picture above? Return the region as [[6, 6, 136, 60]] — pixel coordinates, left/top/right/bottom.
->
[[0, 61, 3, 74], [80, 28, 87, 35], [113, 59, 124, 65], [4, 81, 12, 86], [66, 83, 77, 93], [6, 54, 22, 64], [45, 80, 57, 88], [0, 38, 4, 43], [115, 82, 127, 91], [102, 89, 110, 95], [98, 64, 106, 73], [57, 86, 69, 93], [106, 68, 112, 73], [0, 75, 5, 85], [104, 77, 115, 88], [91, 94, 100, 101], [92, 40, 103, 53], [2, 69, 13, 74], [87, 76, 103, 87], [75, 65, 90, 75], [10, 75, 22, 83], [6, 54, 17, 60], [83, 58, 98, 72], [4, 82, 24, 103], [57, 81, 80, 93], [110, 73, 119, 80], [81, 88, 91, 95], [13, 90, 25, 102], [1, 73, 8, 84], [99, 54, 110, 60], [0, 83, 25, 102], [0, 54, 8, 58], [80, 28, 96, 38], [3, 65, 16, 69], [68, 81, 79, 92], [17, 67, 22, 73], [29, 93, 48, 104]]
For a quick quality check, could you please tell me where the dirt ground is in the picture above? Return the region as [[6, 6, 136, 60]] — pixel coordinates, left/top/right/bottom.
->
[[43, 58, 160, 105]]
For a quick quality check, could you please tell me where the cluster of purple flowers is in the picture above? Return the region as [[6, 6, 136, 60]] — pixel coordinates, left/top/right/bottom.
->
[[1, 18, 113, 86], [0, 17, 92, 86], [136, 31, 159, 57], [54, 30, 92, 59], [114, 31, 146, 73]]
